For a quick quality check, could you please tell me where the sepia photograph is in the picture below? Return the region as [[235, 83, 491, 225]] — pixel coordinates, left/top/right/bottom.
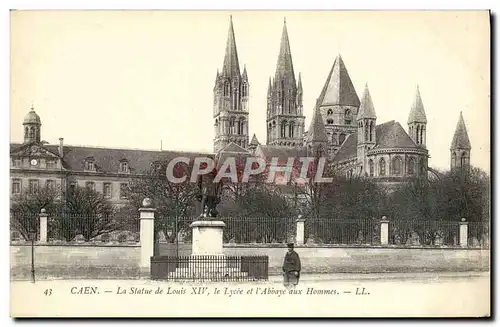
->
[[8, 9, 491, 318]]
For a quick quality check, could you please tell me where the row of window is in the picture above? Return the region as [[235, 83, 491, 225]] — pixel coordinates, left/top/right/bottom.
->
[[11, 179, 129, 199], [12, 158, 57, 168], [326, 108, 353, 125], [85, 159, 129, 173], [367, 157, 425, 177]]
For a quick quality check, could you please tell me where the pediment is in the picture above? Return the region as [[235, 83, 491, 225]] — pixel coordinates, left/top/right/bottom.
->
[[10, 143, 60, 159]]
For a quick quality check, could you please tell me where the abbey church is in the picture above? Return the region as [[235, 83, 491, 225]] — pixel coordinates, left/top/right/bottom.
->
[[10, 17, 473, 200]]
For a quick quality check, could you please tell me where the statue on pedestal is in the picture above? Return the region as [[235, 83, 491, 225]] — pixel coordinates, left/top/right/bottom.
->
[[197, 169, 222, 220]]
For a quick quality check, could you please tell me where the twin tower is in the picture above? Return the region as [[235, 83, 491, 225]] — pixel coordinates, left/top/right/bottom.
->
[[213, 17, 304, 152]]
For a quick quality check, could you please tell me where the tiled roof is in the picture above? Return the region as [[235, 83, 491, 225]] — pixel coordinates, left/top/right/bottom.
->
[[333, 120, 419, 163], [332, 133, 357, 163], [10, 142, 210, 174], [374, 121, 417, 149], [317, 55, 360, 108], [255, 145, 307, 162], [451, 112, 471, 150], [407, 86, 427, 124]]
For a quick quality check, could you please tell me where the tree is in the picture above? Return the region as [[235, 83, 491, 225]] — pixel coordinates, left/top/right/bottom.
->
[[10, 185, 61, 241], [126, 164, 198, 243]]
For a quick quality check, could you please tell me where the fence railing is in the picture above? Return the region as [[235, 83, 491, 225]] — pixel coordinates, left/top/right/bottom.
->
[[468, 221, 490, 248], [10, 212, 140, 243], [10, 213, 39, 242], [304, 218, 378, 245], [221, 216, 296, 244], [389, 219, 460, 246], [150, 255, 269, 281]]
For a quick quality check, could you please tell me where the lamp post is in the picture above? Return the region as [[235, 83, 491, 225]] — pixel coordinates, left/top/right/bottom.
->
[[29, 228, 36, 283]]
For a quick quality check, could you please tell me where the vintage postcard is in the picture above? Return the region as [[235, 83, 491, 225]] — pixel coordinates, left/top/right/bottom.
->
[[9, 10, 490, 318]]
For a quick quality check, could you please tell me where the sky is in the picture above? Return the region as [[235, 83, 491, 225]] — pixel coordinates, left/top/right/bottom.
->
[[9, 10, 490, 172]]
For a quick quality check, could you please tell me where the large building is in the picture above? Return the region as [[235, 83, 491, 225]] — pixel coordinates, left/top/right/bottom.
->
[[10, 17, 473, 200]]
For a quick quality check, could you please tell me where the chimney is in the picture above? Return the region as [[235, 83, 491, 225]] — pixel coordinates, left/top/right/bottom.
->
[[58, 138, 64, 157]]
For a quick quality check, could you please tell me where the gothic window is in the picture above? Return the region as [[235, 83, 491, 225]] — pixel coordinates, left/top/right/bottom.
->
[[369, 121, 374, 142], [391, 156, 402, 175], [420, 126, 425, 144], [339, 133, 346, 145], [289, 122, 295, 138], [416, 126, 420, 144], [229, 117, 236, 134], [345, 109, 352, 125], [408, 157, 415, 175], [379, 158, 386, 176], [420, 158, 426, 174], [281, 121, 288, 138], [223, 82, 230, 97], [364, 124, 369, 142], [460, 152, 467, 167], [327, 119, 334, 125], [241, 83, 247, 97], [327, 109, 333, 115], [369, 159, 374, 177]]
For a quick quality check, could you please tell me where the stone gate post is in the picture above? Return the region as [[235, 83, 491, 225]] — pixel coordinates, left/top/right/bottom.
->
[[296, 215, 305, 245], [139, 198, 156, 275], [459, 218, 468, 247], [380, 216, 389, 246], [39, 208, 48, 244]]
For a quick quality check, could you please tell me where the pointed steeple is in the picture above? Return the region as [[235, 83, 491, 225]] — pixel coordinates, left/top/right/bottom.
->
[[222, 15, 241, 78], [250, 134, 260, 146], [408, 85, 427, 124], [451, 112, 471, 150], [357, 83, 377, 120], [306, 106, 328, 144], [297, 72, 303, 92], [317, 54, 360, 107], [267, 76, 272, 96], [242, 65, 248, 80], [274, 17, 295, 84]]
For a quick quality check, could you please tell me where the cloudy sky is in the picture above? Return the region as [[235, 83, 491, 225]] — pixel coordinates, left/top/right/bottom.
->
[[10, 10, 490, 172]]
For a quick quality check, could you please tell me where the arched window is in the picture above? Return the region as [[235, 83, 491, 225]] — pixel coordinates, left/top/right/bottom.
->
[[327, 109, 333, 115], [392, 156, 402, 175], [345, 109, 352, 125], [29, 127, 35, 138], [420, 126, 425, 144], [379, 158, 386, 176], [281, 121, 288, 138], [289, 122, 295, 138], [420, 158, 426, 174], [408, 157, 415, 175], [332, 133, 338, 145], [24, 127, 28, 138], [229, 117, 235, 134], [224, 82, 230, 97], [460, 152, 467, 167], [327, 119, 334, 124], [339, 133, 346, 145], [241, 83, 247, 97], [364, 124, 369, 142], [369, 159, 374, 177], [452, 152, 456, 167], [369, 121, 374, 142]]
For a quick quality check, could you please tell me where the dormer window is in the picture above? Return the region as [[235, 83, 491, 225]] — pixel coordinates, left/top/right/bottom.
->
[[119, 160, 129, 173], [85, 157, 96, 171], [12, 158, 21, 167]]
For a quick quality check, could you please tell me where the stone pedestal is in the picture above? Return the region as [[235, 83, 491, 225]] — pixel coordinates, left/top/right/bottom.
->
[[190, 220, 226, 255]]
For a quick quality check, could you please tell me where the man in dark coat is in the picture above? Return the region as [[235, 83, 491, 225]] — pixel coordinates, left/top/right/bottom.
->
[[282, 243, 301, 288]]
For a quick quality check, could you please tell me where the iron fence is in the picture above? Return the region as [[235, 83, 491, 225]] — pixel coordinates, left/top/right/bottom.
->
[[468, 221, 490, 248], [10, 212, 39, 241], [304, 218, 378, 245], [150, 255, 269, 281], [389, 219, 460, 246], [221, 216, 296, 243]]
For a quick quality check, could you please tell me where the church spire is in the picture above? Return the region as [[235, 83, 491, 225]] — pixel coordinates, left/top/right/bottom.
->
[[222, 15, 241, 78], [451, 112, 471, 150], [357, 83, 377, 120], [274, 17, 295, 84], [408, 85, 427, 124], [306, 106, 328, 144]]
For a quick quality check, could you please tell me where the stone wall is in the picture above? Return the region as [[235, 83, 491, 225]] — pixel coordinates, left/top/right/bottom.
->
[[10, 243, 490, 280]]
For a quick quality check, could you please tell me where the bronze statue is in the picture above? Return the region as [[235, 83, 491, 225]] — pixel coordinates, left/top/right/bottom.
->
[[197, 169, 222, 219]]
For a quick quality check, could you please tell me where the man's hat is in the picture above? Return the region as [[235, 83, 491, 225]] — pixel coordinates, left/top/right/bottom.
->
[[287, 243, 294, 248]]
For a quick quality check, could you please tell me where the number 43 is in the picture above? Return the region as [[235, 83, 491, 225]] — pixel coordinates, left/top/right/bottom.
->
[[44, 289, 52, 296]]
